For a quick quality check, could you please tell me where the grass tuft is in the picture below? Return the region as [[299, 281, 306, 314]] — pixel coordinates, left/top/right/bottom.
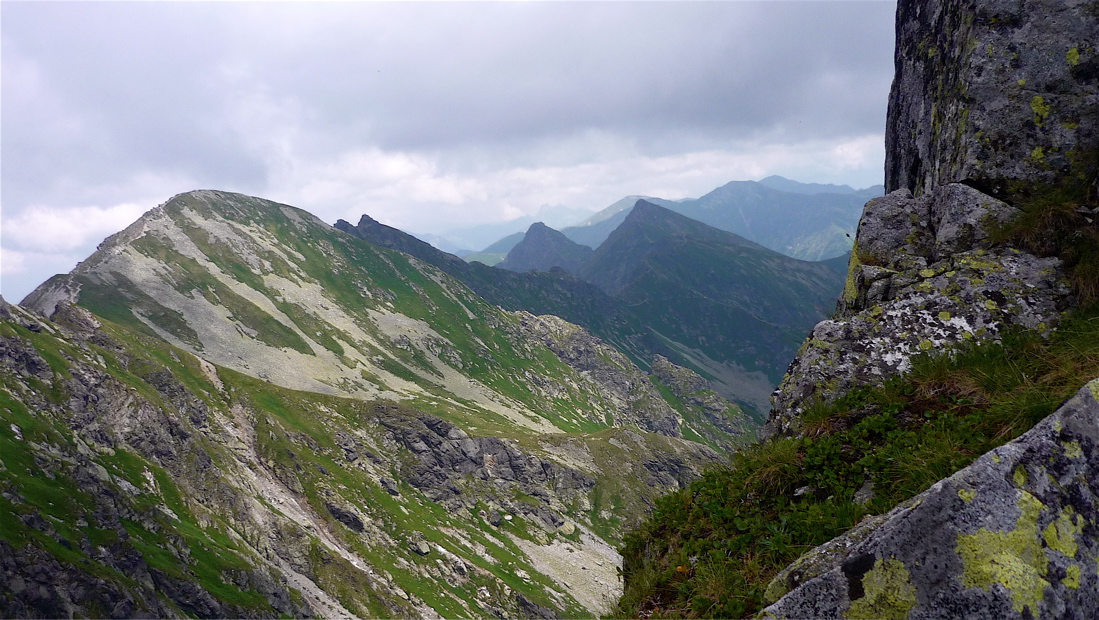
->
[[613, 300, 1099, 619]]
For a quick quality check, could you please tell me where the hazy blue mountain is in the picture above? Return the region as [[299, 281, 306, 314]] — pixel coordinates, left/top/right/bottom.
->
[[552, 179, 881, 260], [577, 201, 845, 399], [463, 231, 526, 266], [756, 174, 884, 196], [417, 204, 596, 253], [409, 231, 472, 256], [497, 222, 593, 276], [560, 195, 682, 249]]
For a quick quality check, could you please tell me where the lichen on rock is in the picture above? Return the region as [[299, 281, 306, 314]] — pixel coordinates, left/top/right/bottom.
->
[[762, 381, 1099, 619]]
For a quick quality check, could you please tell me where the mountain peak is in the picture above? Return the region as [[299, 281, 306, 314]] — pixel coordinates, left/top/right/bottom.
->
[[497, 222, 592, 276]]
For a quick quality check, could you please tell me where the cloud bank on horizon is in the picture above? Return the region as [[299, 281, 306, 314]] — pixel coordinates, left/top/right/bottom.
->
[[1, 1, 896, 302]]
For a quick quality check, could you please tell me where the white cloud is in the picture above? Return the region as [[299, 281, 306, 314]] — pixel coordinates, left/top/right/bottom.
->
[[1, 247, 26, 276], [3, 202, 152, 254]]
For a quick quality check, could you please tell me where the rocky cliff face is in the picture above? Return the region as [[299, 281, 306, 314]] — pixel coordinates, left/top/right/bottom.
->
[[760, 0, 1099, 616], [886, 0, 1098, 198], [768, 0, 1096, 437]]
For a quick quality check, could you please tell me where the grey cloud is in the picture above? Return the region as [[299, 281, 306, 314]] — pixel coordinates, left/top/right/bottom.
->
[[2, 0, 895, 221]]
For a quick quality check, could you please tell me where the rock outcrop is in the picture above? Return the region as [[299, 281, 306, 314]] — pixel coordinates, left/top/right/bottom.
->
[[762, 379, 1099, 619], [761, 0, 1099, 616], [0, 297, 725, 618], [886, 0, 1098, 198], [513, 311, 682, 437], [769, 185, 1074, 435], [768, 0, 1096, 436]]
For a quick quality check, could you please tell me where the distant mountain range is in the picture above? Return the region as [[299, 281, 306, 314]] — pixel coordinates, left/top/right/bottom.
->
[[412, 203, 597, 255], [472, 176, 882, 263], [498, 201, 847, 405]]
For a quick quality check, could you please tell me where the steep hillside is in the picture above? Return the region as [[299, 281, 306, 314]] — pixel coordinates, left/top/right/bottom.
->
[[579, 201, 845, 410], [497, 223, 592, 276], [335, 213, 779, 417], [0, 299, 730, 618], [13, 189, 755, 617], [561, 196, 682, 249], [334, 214, 667, 370]]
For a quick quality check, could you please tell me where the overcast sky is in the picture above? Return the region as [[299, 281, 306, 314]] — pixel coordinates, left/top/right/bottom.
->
[[1, 1, 896, 302]]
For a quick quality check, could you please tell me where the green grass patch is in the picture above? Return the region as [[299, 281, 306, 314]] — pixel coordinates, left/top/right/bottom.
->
[[615, 301, 1099, 618]]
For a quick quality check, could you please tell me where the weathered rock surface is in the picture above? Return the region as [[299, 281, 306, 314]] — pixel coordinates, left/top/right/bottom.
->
[[762, 379, 1099, 619], [769, 186, 1073, 435], [886, 0, 1099, 197], [650, 355, 754, 446]]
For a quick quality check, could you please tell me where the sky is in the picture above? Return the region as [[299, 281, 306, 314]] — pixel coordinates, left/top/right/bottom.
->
[[1, 1, 897, 302]]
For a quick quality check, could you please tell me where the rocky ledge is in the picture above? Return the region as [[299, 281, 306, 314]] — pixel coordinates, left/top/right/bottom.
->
[[768, 184, 1074, 437]]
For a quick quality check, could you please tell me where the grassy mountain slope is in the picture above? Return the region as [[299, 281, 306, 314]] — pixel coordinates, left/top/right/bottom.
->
[[334, 213, 668, 370], [579, 201, 845, 411], [12, 189, 754, 617], [0, 300, 732, 618], [337, 213, 768, 424]]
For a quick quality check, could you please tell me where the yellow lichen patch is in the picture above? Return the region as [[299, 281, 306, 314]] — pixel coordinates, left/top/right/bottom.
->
[[843, 242, 862, 303], [1088, 378, 1099, 402], [959, 488, 978, 503], [985, 299, 999, 310], [919, 268, 937, 279], [1064, 564, 1081, 589], [1031, 95, 1052, 126], [1014, 466, 1028, 488], [1043, 507, 1083, 558], [1067, 47, 1080, 67], [958, 492, 1049, 614], [920, 339, 933, 351], [938, 311, 952, 322], [844, 558, 918, 620], [1064, 441, 1083, 459], [763, 578, 789, 606]]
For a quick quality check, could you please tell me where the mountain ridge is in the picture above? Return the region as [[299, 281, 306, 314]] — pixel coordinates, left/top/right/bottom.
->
[[10, 188, 756, 618]]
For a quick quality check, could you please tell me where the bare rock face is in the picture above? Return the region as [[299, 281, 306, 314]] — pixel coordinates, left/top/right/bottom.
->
[[768, 0, 1094, 434], [769, 184, 1073, 435], [650, 355, 754, 445], [886, 0, 1099, 198], [762, 380, 1099, 619]]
